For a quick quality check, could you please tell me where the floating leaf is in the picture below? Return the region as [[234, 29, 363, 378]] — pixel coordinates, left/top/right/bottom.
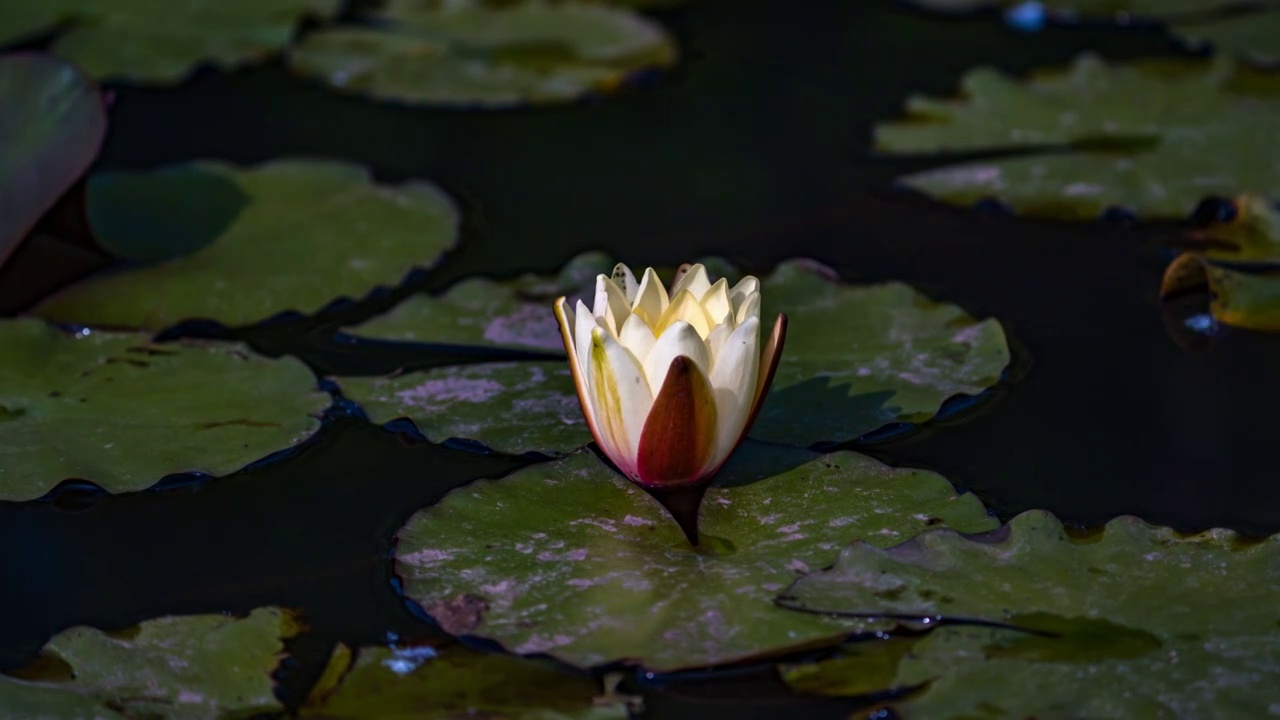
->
[[395, 443, 995, 671], [756, 259, 1008, 446], [301, 642, 627, 719], [340, 361, 586, 454], [1173, 10, 1280, 67], [342, 256, 1007, 453], [33, 159, 459, 330], [0, 318, 327, 501], [287, 0, 677, 108], [2, 607, 299, 719], [877, 54, 1280, 219], [345, 251, 611, 351], [1160, 251, 1280, 330], [0, 0, 340, 83], [776, 511, 1280, 717], [0, 53, 106, 273]]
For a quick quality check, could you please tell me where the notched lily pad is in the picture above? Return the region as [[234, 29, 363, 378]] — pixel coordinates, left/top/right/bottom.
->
[[301, 642, 628, 719], [34, 159, 459, 331], [756, 259, 1009, 447], [0, 318, 328, 501], [342, 254, 1008, 453], [346, 251, 612, 351], [2, 607, 299, 719], [287, 0, 678, 108], [0, 53, 106, 272], [0, 0, 341, 83], [877, 54, 1280, 219], [777, 510, 1280, 717], [340, 361, 586, 454], [394, 442, 995, 671]]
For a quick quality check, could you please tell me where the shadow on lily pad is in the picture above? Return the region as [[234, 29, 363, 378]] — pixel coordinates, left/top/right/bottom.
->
[[88, 166, 250, 263], [752, 377, 901, 450]]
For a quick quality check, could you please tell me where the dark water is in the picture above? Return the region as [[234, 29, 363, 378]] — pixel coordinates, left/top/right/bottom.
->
[[3, 0, 1279, 717]]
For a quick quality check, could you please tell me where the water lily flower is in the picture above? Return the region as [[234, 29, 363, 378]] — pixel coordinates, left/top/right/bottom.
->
[[553, 262, 787, 543]]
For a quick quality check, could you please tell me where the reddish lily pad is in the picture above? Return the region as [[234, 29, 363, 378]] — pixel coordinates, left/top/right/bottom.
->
[[0, 53, 106, 273]]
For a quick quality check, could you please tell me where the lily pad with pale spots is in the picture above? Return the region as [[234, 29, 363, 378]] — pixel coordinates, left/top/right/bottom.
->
[[1173, 9, 1280, 67], [287, 0, 677, 108], [340, 361, 586, 454], [877, 54, 1280, 219], [33, 159, 459, 331], [301, 642, 628, 719], [775, 510, 1280, 717], [340, 255, 1008, 453], [756, 259, 1009, 447], [1, 607, 300, 719], [0, 0, 340, 83], [394, 443, 995, 671], [0, 318, 328, 501], [0, 53, 106, 273], [345, 251, 612, 352]]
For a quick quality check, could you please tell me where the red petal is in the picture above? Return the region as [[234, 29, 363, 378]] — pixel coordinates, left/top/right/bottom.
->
[[636, 355, 718, 487]]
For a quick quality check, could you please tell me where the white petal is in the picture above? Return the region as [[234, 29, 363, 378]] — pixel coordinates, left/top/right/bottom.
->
[[618, 313, 657, 364], [705, 322, 734, 370], [631, 267, 670, 328], [671, 263, 712, 299], [643, 321, 711, 393], [574, 299, 597, 391], [730, 276, 760, 315], [589, 326, 653, 471], [611, 263, 639, 304], [556, 297, 597, 433], [592, 274, 630, 336], [705, 316, 761, 472], [700, 277, 732, 325], [735, 292, 761, 326]]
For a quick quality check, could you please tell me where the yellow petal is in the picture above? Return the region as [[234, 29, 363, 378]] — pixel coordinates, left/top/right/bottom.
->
[[654, 289, 713, 338], [700, 277, 732, 325], [589, 327, 653, 476], [631, 267, 669, 330]]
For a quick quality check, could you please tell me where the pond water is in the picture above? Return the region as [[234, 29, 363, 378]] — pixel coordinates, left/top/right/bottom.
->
[[3, 0, 1279, 717]]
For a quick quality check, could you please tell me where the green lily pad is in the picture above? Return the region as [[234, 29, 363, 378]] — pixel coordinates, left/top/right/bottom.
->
[[341, 361, 587, 454], [0, 0, 340, 83], [301, 642, 628, 719], [876, 54, 1280, 219], [394, 443, 995, 671], [32, 159, 459, 330], [757, 259, 1009, 446], [287, 0, 677, 108], [0, 318, 327, 501], [0, 53, 106, 273], [1173, 10, 1280, 67], [2, 607, 299, 719], [341, 256, 1007, 453], [345, 251, 612, 351], [776, 510, 1280, 717]]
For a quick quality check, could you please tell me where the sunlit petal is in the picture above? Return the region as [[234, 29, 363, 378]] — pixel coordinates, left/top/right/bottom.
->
[[704, 316, 760, 474], [644, 320, 710, 392], [671, 263, 712, 299], [589, 327, 653, 477], [631, 267, 670, 329], [655, 289, 713, 338], [618, 313, 657, 365], [611, 263, 639, 304]]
